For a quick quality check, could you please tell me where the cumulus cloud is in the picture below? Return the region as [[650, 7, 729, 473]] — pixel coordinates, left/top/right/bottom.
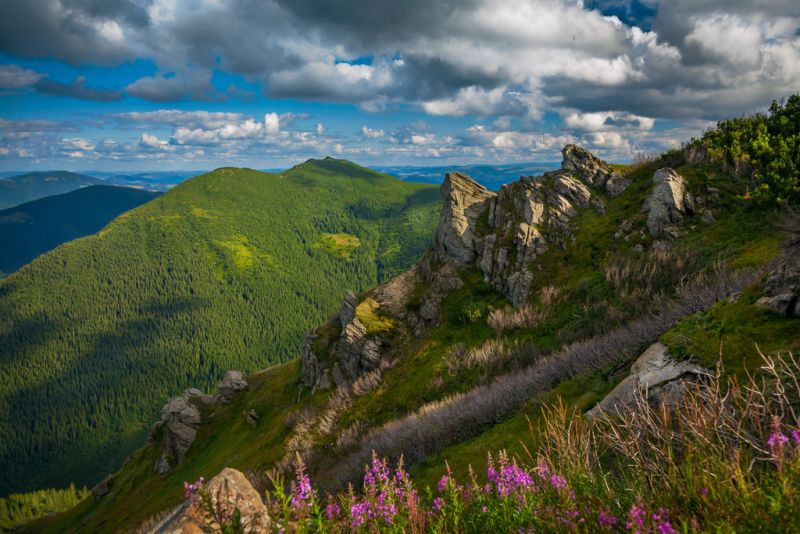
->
[[361, 126, 385, 139], [35, 76, 123, 101], [0, 64, 43, 89]]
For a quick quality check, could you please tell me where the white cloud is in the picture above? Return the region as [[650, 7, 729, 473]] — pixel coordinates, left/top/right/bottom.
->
[[361, 125, 385, 139], [264, 113, 280, 136]]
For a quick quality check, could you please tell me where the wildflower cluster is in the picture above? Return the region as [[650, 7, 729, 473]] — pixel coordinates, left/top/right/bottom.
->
[[182, 476, 204, 500]]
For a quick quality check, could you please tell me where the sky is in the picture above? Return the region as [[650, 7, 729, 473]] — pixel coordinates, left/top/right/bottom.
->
[[0, 0, 798, 171]]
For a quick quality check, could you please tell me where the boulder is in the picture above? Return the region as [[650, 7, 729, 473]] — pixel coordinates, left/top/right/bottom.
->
[[217, 370, 248, 402], [338, 290, 359, 328], [587, 342, 708, 418], [757, 241, 800, 317], [434, 172, 495, 264], [149, 468, 270, 534], [91, 475, 113, 500], [245, 409, 260, 427], [643, 168, 695, 237], [152, 390, 206, 475]]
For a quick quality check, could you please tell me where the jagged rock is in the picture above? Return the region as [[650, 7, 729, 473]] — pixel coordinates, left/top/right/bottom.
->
[[152, 390, 208, 475], [643, 168, 695, 237], [339, 290, 359, 328], [562, 144, 628, 196], [434, 172, 495, 264], [149, 468, 270, 534], [587, 342, 708, 418], [91, 475, 113, 499], [299, 331, 320, 389], [757, 241, 800, 317], [336, 317, 368, 379], [217, 370, 248, 402]]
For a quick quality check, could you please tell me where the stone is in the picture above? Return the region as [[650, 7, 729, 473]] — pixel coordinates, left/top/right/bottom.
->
[[91, 475, 113, 499], [586, 342, 709, 418], [434, 172, 495, 265], [338, 290, 359, 328], [217, 370, 248, 403], [757, 240, 800, 317], [152, 390, 207, 475], [605, 172, 631, 197], [643, 168, 695, 237], [632, 244, 644, 253], [148, 468, 270, 534], [561, 144, 617, 190], [245, 409, 260, 427]]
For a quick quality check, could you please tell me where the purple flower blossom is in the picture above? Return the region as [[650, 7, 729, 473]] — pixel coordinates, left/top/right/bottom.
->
[[432, 497, 444, 512], [598, 510, 619, 527], [792, 429, 800, 444], [536, 459, 550, 479], [768, 431, 790, 449], [438, 475, 450, 492], [325, 501, 341, 519], [182, 477, 204, 500], [626, 502, 646, 532], [699, 487, 709, 497], [550, 474, 568, 490]]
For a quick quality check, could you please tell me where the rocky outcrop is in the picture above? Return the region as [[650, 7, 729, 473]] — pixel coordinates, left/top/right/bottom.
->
[[217, 370, 248, 402], [149, 468, 270, 534], [562, 144, 628, 196], [586, 342, 709, 418], [643, 168, 695, 237], [431, 145, 622, 306], [152, 389, 208, 475], [757, 240, 800, 317], [434, 172, 495, 265], [150, 375, 249, 475], [300, 291, 386, 390], [91, 475, 113, 500]]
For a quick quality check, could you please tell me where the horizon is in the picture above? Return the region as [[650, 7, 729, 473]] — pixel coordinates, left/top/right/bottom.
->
[[1, 1, 798, 171]]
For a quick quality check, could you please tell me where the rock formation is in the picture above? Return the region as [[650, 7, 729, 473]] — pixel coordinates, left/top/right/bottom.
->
[[217, 370, 249, 403], [432, 145, 624, 306], [300, 291, 386, 390], [150, 376, 248, 475], [757, 239, 800, 317], [149, 468, 270, 533], [586, 342, 709, 418], [643, 168, 695, 237]]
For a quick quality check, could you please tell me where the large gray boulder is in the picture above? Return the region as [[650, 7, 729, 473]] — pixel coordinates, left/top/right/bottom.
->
[[149, 467, 271, 533], [152, 389, 208, 475], [217, 370, 248, 402], [643, 168, 695, 237], [757, 240, 800, 317], [587, 342, 709, 418]]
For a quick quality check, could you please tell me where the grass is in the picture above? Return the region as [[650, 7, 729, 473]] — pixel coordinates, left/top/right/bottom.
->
[[315, 233, 362, 260]]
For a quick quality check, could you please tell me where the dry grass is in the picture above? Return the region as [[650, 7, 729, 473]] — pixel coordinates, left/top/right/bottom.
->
[[488, 285, 561, 333]]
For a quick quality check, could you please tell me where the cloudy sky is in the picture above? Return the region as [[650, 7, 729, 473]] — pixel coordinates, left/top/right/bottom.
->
[[0, 0, 798, 171]]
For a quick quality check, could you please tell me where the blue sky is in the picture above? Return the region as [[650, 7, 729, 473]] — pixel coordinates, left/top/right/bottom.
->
[[0, 0, 798, 171]]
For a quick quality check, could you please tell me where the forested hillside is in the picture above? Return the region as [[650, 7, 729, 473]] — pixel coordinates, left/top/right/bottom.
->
[[0, 171, 105, 209], [0, 185, 160, 276], [0, 158, 440, 495]]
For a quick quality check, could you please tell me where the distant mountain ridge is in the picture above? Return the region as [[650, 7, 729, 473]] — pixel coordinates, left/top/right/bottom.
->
[[375, 161, 560, 191], [0, 171, 105, 209], [0, 185, 160, 277]]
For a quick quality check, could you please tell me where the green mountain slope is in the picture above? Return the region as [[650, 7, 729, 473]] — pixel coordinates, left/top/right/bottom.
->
[[0, 171, 106, 210], [0, 159, 440, 495], [0, 185, 160, 276]]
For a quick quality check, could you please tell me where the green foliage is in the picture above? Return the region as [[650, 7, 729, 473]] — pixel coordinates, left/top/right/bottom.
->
[[0, 485, 88, 531], [698, 94, 800, 205], [0, 159, 440, 496]]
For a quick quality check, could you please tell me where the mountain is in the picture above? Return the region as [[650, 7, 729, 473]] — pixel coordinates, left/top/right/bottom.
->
[[0, 158, 440, 496], [0, 171, 106, 209], [375, 161, 560, 191], [97, 171, 203, 192], [0, 185, 160, 277], [36, 110, 800, 531]]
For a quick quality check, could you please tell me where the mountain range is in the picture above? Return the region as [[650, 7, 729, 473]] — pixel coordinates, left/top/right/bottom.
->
[[0, 171, 105, 210], [0, 185, 160, 277]]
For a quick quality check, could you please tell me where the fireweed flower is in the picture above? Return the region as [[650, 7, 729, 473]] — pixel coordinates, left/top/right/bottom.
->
[[438, 475, 450, 492], [626, 502, 646, 532], [325, 500, 341, 520], [598, 511, 619, 527], [792, 429, 800, 444], [550, 474, 567, 490], [432, 497, 444, 512], [290, 459, 316, 511], [768, 431, 790, 450]]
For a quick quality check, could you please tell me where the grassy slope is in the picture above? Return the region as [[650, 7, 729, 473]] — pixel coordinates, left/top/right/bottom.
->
[[0, 159, 440, 495], [0, 185, 160, 275], [40, 155, 800, 533]]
